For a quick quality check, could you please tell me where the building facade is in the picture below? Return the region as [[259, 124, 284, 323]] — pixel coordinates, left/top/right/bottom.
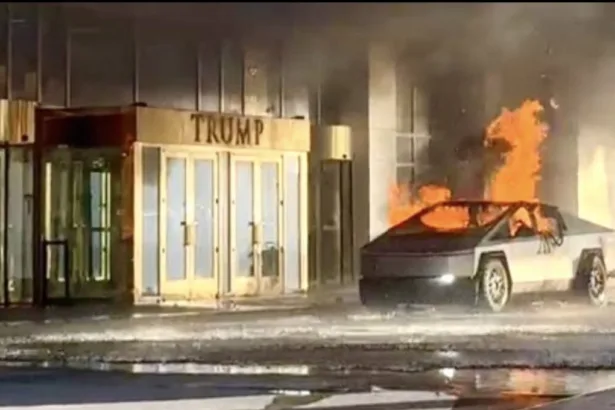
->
[[0, 3, 612, 306], [0, 3, 355, 306]]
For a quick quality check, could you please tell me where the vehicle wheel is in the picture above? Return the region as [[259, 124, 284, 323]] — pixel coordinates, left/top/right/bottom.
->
[[585, 255, 608, 307], [478, 258, 511, 312], [359, 281, 394, 313]]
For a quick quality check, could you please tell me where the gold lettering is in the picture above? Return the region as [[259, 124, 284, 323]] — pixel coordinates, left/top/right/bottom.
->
[[236, 118, 251, 145], [192, 114, 264, 147], [190, 113, 204, 142], [206, 116, 219, 144], [254, 119, 264, 145], [220, 117, 233, 144]]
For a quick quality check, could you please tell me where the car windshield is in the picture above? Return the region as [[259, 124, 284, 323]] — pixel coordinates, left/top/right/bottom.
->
[[389, 202, 511, 235]]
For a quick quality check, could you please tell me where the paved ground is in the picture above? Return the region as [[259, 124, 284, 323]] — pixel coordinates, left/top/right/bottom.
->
[[1, 298, 615, 369], [0, 365, 591, 410], [2, 297, 615, 408]]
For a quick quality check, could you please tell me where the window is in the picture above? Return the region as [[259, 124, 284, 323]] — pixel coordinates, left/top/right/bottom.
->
[[396, 57, 429, 134], [390, 202, 510, 234], [395, 133, 429, 187], [395, 57, 430, 188], [139, 30, 196, 110]]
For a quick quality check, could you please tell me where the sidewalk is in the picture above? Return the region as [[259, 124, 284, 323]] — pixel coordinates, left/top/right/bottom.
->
[[0, 285, 360, 326]]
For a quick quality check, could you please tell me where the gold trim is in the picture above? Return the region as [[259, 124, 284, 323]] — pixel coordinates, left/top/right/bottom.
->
[[136, 107, 310, 152], [133, 143, 143, 300], [299, 153, 309, 291]]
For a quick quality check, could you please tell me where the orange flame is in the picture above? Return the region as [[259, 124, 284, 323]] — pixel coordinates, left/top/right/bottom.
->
[[388, 99, 550, 233], [485, 100, 547, 203]]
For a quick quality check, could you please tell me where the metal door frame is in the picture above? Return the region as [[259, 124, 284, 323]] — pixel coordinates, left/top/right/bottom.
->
[[0, 143, 36, 306], [229, 153, 284, 297], [40, 147, 122, 304], [159, 149, 191, 298], [159, 146, 220, 300], [189, 151, 220, 299]]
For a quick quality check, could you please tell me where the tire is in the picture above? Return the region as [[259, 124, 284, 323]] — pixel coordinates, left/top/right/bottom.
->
[[359, 280, 395, 312], [477, 257, 511, 312], [585, 254, 608, 307]]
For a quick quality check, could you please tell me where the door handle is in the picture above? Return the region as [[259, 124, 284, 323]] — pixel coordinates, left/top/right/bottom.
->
[[182, 222, 195, 247], [251, 222, 261, 245]]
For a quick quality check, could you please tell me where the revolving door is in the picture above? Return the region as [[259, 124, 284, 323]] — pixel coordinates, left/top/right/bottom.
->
[[43, 148, 124, 301]]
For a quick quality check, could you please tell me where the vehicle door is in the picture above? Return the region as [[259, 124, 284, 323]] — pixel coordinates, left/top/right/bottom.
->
[[536, 205, 573, 288], [484, 204, 567, 293]]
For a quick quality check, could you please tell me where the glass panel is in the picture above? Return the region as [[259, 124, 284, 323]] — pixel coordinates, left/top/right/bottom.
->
[[222, 42, 243, 114], [90, 230, 102, 280], [261, 162, 279, 278], [319, 161, 342, 283], [41, 5, 65, 106], [88, 170, 111, 281], [282, 42, 309, 120], [71, 161, 87, 285], [165, 157, 186, 281], [395, 136, 414, 164], [244, 47, 280, 117], [200, 43, 220, 112], [141, 147, 160, 295], [0, 6, 8, 99], [45, 149, 122, 299], [283, 156, 300, 292], [194, 159, 215, 278], [339, 161, 354, 283], [139, 32, 196, 110], [44, 151, 70, 296], [7, 147, 33, 302], [10, 4, 37, 101], [0, 149, 4, 304], [71, 23, 133, 107], [235, 161, 253, 277]]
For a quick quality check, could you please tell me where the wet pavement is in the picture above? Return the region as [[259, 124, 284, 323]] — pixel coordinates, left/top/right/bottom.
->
[[0, 363, 604, 409], [3, 300, 615, 370], [3, 300, 615, 408]]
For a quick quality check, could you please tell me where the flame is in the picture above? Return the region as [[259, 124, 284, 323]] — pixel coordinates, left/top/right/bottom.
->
[[485, 100, 547, 203], [388, 184, 452, 227], [388, 99, 551, 234]]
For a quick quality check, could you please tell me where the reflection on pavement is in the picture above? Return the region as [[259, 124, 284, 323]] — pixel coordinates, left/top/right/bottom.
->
[[1, 362, 614, 409]]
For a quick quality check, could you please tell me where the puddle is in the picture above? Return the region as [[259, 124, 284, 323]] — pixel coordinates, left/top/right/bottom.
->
[[1, 358, 615, 399], [0, 360, 312, 376]]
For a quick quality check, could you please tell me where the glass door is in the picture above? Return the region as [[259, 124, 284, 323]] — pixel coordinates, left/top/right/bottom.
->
[[190, 153, 219, 299], [160, 152, 189, 298], [230, 154, 283, 297], [160, 149, 219, 300], [44, 148, 121, 301]]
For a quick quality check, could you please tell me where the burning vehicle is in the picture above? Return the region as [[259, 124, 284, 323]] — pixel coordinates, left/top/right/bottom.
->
[[359, 200, 615, 312]]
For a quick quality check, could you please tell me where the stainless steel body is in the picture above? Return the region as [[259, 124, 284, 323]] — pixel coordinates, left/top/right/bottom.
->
[[359, 200, 615, 307]]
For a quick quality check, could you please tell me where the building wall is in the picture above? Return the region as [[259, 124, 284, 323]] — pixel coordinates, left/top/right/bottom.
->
[[0, 4, 310, 121]]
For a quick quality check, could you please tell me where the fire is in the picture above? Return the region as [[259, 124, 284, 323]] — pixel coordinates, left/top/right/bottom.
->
[[485, 99, 547, 203], [388, 99, 550, 234], [388, 184, 452, 227]]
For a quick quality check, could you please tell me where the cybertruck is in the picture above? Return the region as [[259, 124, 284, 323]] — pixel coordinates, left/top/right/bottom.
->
[[359, 201, 615, 312]]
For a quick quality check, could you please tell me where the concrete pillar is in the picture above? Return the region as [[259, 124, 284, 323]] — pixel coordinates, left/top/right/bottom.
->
[[337, 42, 399, 273], [576, 125, 615, 228], [367, 43, 397, 239]]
